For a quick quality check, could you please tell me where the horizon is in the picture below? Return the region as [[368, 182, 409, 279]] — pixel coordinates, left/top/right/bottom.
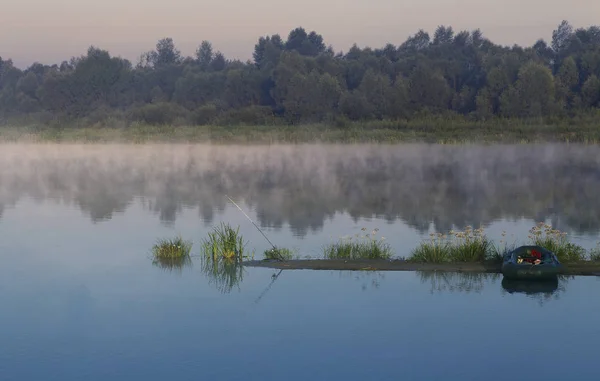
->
[[2, 0, 600, 69]]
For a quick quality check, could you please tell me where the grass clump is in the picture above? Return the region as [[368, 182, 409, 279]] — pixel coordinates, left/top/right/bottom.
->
[[447, 227, 490, 262], [527, 223, 587, 263], [200, 222, 251, 294], [409, 222, 593, 264], [409, 226, 491, 263], [200, 222, 249, 261], [152, 236, 193, 259], [488, 230, 518, 262], [588, 243, 600, 261], [409, 233, 452, 263], [151, 236, 193, 271], [264, 246, 295, 261], [323, 228, 392, 260]]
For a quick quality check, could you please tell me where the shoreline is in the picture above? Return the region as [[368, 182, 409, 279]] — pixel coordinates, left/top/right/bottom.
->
[[1, 122, 600, 144], [242, 259, 600, 276]]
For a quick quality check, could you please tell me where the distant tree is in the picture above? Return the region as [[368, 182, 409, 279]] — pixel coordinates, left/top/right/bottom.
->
[[552, 20, 574, 54], [285, 27, 326, 56], [253, 34, 284, 69], [408, 63, 452, 111], [1, 21, 600, 125], [196, 40, 213, 70], [581, 74, 600, 107], [210, 52, 227, 71], [506, 61, 556, 117], [149, 38, 182, 68], [399, 30, 430, 52], [433, 26, 454, 45]]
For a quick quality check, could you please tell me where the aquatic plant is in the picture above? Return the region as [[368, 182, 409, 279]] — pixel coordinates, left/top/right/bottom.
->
[[152, 236, 193, 260], [527, 223, 586, 263], [409, 226, 491, 263], [264, 246, 295, 261], [200, 222, 249, 261], [198, 222, 251, 293], [150, 236, 193, 272], [323, 228, 392, 260]]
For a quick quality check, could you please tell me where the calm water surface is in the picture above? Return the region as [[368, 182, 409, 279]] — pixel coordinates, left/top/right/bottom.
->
[[1, 143, 599, 380]]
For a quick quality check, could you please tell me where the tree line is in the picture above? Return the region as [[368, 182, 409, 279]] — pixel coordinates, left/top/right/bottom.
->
[[1, 20, 599, 127]]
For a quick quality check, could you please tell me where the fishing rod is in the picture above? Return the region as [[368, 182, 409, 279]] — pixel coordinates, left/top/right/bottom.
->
[[225, 194, 278, 251]]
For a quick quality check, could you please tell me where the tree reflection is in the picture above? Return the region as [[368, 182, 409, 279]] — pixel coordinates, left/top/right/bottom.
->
[[2, 144, 600, 236]]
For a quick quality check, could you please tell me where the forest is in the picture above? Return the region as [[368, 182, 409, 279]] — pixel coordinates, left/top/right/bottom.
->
[[1, 20, 599, 128]]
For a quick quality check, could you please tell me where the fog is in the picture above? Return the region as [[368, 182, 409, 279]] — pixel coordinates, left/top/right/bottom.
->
[[1, 143, 599, 235]]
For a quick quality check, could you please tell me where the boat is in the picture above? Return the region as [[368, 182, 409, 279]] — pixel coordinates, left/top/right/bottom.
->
[[501, 245, 564, 280]]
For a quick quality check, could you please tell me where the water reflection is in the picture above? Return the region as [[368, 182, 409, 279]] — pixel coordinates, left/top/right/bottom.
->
[[417, 271, 571, 303], [152, 256, 193, 273], [418, 271, 502, 294], [2, 143, 600, 235], [336, 270, 385, 291], [501, 276, 569, 305], [199, 255, 245, 294], [254, 269, 284, 304]]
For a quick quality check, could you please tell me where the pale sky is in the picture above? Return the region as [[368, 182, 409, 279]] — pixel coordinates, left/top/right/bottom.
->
[[1, 0, 599, 68]]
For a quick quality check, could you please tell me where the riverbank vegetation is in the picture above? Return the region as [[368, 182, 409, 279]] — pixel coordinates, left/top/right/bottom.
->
[[323, 228, 393, 260], [2, 117, 600, 143], [2, 20, 600, 142], [409, 223, 595, 264], [161, 221, 600, 277]]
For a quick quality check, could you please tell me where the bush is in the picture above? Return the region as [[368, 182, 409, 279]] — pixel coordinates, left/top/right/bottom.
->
[[129, 102, 190, 125], [213, 106, 276, 126], [192, 104, 219, 125]]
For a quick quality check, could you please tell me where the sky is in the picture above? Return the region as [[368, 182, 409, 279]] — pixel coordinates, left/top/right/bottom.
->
[[1, 0, 600, 68]]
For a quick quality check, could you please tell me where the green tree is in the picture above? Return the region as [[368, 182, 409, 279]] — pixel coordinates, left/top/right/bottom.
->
[[149, 38, 182, 68], [408, 63, 452, 111], [196, 41, 213, 70], [502, 62, 556, 117], [581, 74, 600, 107]]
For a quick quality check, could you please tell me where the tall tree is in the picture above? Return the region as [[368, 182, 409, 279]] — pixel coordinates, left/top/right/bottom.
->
[[196, 41, 213, 70]]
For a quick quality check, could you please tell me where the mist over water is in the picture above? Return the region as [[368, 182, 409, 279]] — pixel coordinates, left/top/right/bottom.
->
[[2, 143, 600, 381], [1, 143, 600, 236]]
